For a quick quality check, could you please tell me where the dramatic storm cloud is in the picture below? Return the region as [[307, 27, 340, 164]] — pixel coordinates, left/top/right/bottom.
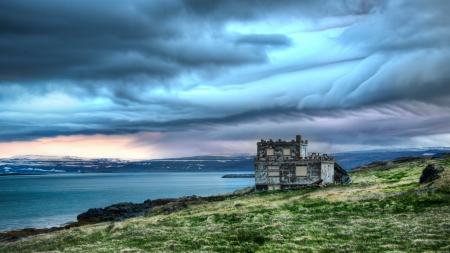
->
[[1, 0, 449, 158]]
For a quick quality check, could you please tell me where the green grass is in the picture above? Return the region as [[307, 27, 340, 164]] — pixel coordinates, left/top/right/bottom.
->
[[1, 157, 450, 253]]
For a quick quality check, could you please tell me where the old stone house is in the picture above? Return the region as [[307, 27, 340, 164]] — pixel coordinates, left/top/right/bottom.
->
[[254, 135, 350, 190]]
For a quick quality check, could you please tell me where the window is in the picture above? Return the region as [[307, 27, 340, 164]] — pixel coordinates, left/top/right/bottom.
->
[[268, 171, 279, 177], [268, 166, 279, 177], [296, 166, 307, 177], [283, 148, 290, 156], [266, 148, 274, 156]]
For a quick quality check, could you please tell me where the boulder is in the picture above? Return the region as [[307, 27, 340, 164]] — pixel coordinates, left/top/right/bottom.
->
[[419, 164, 444, 184], [77, 199, 152, 223]]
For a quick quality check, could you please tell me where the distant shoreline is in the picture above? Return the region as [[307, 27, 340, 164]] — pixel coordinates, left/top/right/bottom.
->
[[80, 171, 113, 173], [0, 173, 46, 177], [222, 174, 255, 178]]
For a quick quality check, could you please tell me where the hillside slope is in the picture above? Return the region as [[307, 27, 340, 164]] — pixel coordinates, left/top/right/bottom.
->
[[1, 155, 449, 252]]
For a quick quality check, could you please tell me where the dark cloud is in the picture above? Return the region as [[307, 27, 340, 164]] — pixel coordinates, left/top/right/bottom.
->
[[234, 34, 292, 47], [0, 0, 449, 154], [340, 0, 450, 52], [183, 0, 378, 20], [0, 0, 377, 85]]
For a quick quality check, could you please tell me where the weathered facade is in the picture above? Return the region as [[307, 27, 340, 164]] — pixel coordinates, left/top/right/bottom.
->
[[254, 135, 350, 190]]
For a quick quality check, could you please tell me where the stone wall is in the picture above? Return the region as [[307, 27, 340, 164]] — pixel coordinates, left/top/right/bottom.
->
[[254, 135, 348, 190]]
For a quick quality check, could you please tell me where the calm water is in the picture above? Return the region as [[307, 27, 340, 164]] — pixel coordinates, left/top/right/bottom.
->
[[0, 172, 253, 232]]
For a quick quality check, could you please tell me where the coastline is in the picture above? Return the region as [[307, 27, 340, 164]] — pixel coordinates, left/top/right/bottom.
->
[[2, 154, 448, 244], [0, 186, 255, 242], [0, 154, 449, 252], [221, 173, 254, 178], [0, 171, 254, 234], [0, 174, 46, 177]]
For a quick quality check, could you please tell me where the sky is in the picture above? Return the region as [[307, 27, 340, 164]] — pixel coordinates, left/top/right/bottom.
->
[[1, 0, 449, 159]]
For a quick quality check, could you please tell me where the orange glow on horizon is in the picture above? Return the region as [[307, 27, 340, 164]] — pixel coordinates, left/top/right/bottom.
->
[[0, 133, 164, 159]]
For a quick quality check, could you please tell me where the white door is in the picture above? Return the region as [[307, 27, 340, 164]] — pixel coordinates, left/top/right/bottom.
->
[[321, 164, 334, 183]]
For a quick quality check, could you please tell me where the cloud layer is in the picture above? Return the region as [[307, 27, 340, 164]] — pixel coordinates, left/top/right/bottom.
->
[[1, 0, 449, 158]]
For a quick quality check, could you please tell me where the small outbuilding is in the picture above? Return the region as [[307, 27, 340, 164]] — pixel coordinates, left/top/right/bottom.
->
[[254, 135, 350, 190]]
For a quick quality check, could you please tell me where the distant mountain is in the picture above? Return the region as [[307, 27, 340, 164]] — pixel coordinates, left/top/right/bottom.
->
[[331, 148, 450, 170], [0, 154, 255, 174], [1, 148, 449, 174]]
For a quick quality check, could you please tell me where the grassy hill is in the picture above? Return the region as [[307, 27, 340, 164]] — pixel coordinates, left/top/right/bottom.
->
[[1, 155, 449, 253]]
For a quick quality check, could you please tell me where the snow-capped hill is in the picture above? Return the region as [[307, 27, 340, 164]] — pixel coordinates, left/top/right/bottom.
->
[[8, 155, 130, 162], [0, 154, 256, 174]]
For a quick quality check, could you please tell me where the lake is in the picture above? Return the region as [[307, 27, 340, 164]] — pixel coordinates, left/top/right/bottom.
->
[[0, 172, 254, 232]]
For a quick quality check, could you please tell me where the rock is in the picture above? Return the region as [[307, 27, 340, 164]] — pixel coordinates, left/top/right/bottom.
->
[[77, 185, 256, 223], [77, 199, 152, 223], [151, 198, 177, 207], [419, 164, 444, 184]]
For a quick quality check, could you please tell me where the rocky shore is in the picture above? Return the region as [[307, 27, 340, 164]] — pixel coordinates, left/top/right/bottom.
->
[[0, 186, 255, 242], [3, 154, 448, 243], [76, 186, 255, 223]]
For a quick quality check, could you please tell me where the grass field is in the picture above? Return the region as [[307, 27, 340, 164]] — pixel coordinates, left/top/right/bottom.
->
[[1, 156, 449, 252]]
